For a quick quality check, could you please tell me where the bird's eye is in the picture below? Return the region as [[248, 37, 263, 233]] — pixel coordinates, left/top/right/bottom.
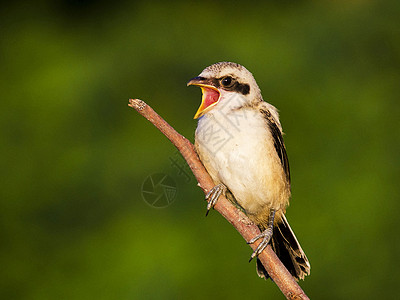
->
[[221, 76, 234, 87]]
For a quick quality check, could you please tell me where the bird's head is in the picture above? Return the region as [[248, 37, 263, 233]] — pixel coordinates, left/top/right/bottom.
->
[[187, 62, 262, 119]]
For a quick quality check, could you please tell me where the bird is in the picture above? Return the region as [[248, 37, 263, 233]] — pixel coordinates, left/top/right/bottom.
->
[[187, 62, 310, 281]]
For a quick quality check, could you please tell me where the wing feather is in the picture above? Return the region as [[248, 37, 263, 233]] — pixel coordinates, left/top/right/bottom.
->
[[260, 108, 291, 184]]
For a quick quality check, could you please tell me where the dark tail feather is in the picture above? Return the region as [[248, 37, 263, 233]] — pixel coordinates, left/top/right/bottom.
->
[[256, 215, 310, 281]]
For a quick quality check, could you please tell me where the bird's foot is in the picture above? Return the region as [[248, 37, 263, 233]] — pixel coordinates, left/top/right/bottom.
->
[[247, 209, 276, 262], [247, 228, 274, 262], [205, 183, 227, 216]]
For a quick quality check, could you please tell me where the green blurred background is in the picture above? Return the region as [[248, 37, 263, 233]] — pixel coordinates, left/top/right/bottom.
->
[[1, 0, 399, 299]]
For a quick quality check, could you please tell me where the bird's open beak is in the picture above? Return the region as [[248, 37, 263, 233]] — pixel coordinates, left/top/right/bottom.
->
[[187, 77, 221, 119]]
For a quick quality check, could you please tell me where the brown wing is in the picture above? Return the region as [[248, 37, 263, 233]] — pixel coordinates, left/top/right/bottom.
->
[[260, 109, 291, 184]]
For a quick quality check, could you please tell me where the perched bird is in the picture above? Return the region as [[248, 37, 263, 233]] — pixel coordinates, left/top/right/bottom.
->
[[187, 62, 310, 280]]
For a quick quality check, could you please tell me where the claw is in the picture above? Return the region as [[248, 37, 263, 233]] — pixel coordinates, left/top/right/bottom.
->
[[248, 209, 276, 262], [205, 183, 227, 216], [248, 228, 273, 262]]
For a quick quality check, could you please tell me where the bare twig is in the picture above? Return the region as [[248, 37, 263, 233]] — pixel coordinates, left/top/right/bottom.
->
[[129, 99, 309, 300]]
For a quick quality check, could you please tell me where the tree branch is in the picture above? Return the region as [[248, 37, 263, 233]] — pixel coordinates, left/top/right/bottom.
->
[[129, 99, 309, 300]]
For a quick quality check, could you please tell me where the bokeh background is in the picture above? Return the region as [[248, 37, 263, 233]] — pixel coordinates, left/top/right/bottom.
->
[[1, 0, 399, 299]]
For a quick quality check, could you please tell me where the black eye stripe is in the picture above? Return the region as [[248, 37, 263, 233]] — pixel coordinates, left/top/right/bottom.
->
[[203, 77, 250, 95], [236, 82, 250, 95], [217, 78, 250, 95]]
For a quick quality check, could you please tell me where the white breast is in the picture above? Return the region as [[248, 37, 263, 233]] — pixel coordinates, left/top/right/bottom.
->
[[195, 105, 289, 216]]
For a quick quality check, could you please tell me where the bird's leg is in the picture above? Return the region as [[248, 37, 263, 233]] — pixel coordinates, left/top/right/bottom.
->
[[205, 183, 227, 216], [247, 209, 276, 262]]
